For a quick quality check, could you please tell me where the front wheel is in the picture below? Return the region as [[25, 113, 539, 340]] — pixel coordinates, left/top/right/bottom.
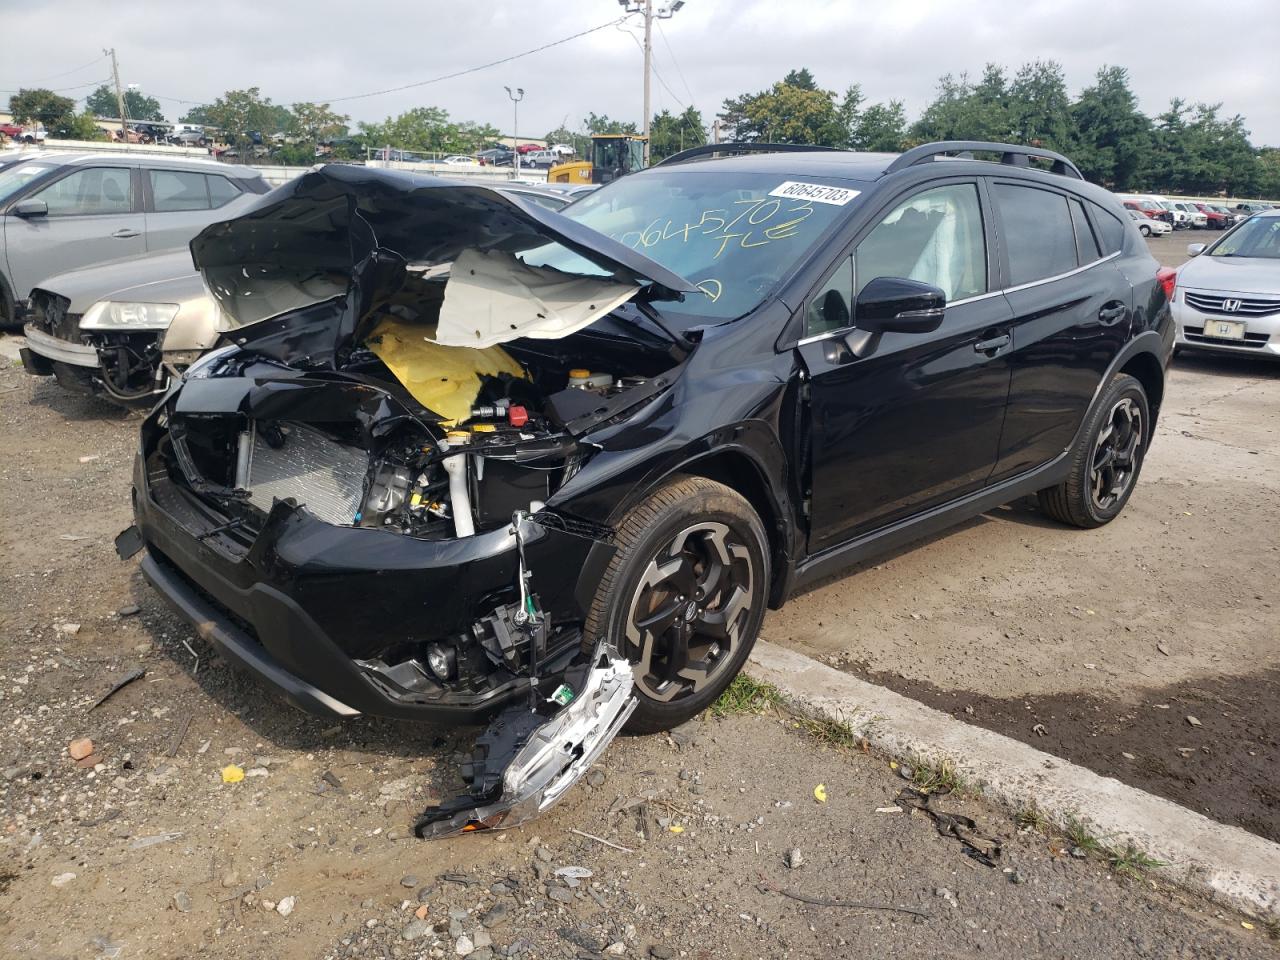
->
[[1139, 223, 1152, 237], [1037, 373, 1150, 528], [583, 476, 769, 734]]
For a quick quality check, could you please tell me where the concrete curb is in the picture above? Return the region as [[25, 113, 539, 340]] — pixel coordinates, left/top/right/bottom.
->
[[746, 640, 1280, 921]]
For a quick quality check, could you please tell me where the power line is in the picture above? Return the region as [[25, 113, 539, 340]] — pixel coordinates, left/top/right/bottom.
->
[[4, 52, 109, 86], [0, 76, 112, 95], [656, 20, 695, 106]]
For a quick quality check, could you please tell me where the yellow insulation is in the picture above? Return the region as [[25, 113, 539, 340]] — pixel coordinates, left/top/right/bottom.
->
[[364, 317, 526, 424]]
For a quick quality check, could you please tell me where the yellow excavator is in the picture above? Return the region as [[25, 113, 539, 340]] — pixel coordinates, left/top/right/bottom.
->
[[547, 134, 647, 185]]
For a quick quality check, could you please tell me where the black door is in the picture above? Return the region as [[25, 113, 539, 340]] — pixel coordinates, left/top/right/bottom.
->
[[797, 181, 1015, 554], [987, 183, 1133, 482]]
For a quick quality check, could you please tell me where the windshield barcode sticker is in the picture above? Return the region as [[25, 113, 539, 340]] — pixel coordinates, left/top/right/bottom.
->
[[768, 181, 860, 205]]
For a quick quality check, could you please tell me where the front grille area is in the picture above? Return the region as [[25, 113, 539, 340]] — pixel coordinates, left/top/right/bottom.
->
[[244, 422, 369, 526], [28, 290, 82, 340], [1184, 326, 1271, 349], [1184, 291, 1280, 317]]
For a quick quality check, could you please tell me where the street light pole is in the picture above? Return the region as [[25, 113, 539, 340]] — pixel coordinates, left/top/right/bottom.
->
[[619, 0, 684, 166], [504, 86, 524, 177]]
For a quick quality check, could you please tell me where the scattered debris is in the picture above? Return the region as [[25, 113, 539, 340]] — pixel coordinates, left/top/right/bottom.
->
[[276, 896, 296, 917], [87, 665, 145, 711], [221, 765, 245, 784], [813, 783, 828, 803], [51, 872, 77, 888], [1156, 642, 1170, 657], [58, 534, 91, 541], [875, 805, 904, 814], [756, 880, 929, 919], [321, 770, 344, 790], [78, 455, 100, 464], [165, 711, 193, 757], [1186, 716, 1202, 728], [569, 828, 634, 853], [1032, 723, 1048, 736], [172, 891, 192, 913], [935, 886, 958, 908], [785, 848, 803, 869], [554, 866, 592, 882], [895, 787, 1001, 867], [56, 622, 81, 636], [130, 832, 183, 850], [400, 875, 419, 888], [117, 604, 141, 617]]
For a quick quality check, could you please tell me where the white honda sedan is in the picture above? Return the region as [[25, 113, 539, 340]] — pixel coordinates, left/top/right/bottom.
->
[[1173, 209, 1280, 360]]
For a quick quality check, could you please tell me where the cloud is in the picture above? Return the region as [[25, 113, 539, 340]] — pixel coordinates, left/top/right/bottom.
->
[[1, 0, 1276, 144]]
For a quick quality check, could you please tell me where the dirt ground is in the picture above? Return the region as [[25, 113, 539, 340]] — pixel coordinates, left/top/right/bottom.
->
[[0, 227, 1276, 959], [765, 231, 1280, 842]]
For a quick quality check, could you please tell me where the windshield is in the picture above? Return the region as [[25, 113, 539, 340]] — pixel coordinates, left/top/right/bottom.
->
[[1208, 216, 1280, 259], [531, 169, 859, 319], [0, 162, 55, 203]]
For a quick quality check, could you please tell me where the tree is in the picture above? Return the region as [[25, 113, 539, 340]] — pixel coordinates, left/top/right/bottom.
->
[[782, 68, 818, 91], [289, 102, 349, 142], [85, 84, 163, 121], [584, 113, 638, 136], [63, 110, 107, 141], [179, 104, 216, 125], [359, 107, 500, 155], [1007, 60, 1072, 149], [648, 106, 706, 161], [1069, 66, 1150, 189], [719, 70, 842, 145], [9, 88, 76, 130], [852, 101, 907, 152], [203, 87, 280, 153], [911, 65, 1011, 143], [1257, 148, 1280, 201]]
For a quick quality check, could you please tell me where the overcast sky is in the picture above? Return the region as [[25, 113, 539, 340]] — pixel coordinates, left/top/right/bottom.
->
[[2, 0, 1278, 144]]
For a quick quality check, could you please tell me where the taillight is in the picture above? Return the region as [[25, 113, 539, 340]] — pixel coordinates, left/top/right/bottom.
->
[[1157, 266, 1177, 302]]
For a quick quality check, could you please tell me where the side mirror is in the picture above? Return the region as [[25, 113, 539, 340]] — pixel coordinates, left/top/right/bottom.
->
[[12, 199, 48, 218], [855, 276, 946, 334], [1186, 243, 1205, 257]]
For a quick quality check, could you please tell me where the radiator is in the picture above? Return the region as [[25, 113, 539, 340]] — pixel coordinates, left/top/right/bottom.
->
[[243, 422, 369, 525]]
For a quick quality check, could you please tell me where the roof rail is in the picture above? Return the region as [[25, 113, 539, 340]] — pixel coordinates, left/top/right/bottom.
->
[[656, 142, 841, 167], [884, 141, 1084, 181]]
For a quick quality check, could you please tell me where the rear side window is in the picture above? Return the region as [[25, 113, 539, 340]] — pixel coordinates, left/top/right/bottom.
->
[[994, 183, 1077, 285], [207, 175, 242, 208], [1091, 204, 1125, 255], [150, 170, 209, 211], [1069, 199, 1101, 263]]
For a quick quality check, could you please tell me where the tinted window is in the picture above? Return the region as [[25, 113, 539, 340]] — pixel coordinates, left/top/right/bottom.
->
[[33, 167, 133, 215], [1069, 198, 1101, 263], [855, 183, 986, 302], [805, 255, 854, 337], [994, 184, 1076, 285], [1092, 204, 1125, 255], [151, 170, 209, 211], [207, 175, 241, 208]]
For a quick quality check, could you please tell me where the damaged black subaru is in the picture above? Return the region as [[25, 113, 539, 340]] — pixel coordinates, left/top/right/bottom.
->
[[120, 142, 1172, 836]]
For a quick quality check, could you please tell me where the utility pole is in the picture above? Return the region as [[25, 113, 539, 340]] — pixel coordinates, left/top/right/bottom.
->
[[505, 86, 524, 177], [105, 48, 127, 146], [619, 0, 684, 166]]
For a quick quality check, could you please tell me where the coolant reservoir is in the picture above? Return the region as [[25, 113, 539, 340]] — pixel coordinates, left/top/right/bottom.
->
[[568, 368, 614, 391]]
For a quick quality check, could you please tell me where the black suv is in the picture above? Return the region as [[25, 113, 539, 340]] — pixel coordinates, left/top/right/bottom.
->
[[120, 142, 1172, 833]]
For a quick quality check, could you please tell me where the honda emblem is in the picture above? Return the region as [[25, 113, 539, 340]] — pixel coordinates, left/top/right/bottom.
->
[[1221, 298, 1243, 313]]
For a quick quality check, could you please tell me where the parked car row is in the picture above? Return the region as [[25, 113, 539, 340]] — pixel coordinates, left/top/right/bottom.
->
[[1119, 193, 1251, 231]]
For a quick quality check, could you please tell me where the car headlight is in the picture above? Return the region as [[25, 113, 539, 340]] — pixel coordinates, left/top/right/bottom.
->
[[80, 300, 180, 330], [182, 343, 238, 380]]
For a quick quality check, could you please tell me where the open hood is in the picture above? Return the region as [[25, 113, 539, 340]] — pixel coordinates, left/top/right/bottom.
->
[[189, 165, 697, 364]]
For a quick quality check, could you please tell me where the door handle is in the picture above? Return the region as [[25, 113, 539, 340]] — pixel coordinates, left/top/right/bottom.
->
[[1098, 302, 1127, 325], [973, 333, 1010, 353], [111, 228, 141, 239]]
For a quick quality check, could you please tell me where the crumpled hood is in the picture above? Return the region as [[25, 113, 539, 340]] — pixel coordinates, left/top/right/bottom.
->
[[189, 165, 697, 363], [1177, 254, 1280, 294]]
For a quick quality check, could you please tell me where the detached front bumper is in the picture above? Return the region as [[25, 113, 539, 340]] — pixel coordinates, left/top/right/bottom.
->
[[130, 453, 614, 724], [22, 323, 98, 368]]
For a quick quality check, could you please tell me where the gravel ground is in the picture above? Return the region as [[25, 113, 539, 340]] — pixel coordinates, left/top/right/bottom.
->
[[0, 234, 1275, 959]]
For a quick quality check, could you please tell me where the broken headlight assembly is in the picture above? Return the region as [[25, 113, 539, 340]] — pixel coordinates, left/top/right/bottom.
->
[[80, 299, 180, 330]]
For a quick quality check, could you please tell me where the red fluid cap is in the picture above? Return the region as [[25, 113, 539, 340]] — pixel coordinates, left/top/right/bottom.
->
[[508, 405, 529, 428]]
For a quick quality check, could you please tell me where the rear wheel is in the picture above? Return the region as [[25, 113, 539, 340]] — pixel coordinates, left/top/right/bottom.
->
[[583, 476, 768, 734], [1038, 373, 1149, 529]]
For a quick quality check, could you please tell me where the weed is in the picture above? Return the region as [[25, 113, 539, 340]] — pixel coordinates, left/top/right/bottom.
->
[[1062, 814, 1105, 855], [909, 755, 965, 794], [710, 674, 785, 718], [793, 714, 858, 749], [1108, 843, 1165, 879], [1016, 803, 1051, 833]]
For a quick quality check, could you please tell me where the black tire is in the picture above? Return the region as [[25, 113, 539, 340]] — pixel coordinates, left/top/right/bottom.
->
[[1038, 373, 1149, 529], [583, 476, 769, 734], [1139, 223, 1152, 237]]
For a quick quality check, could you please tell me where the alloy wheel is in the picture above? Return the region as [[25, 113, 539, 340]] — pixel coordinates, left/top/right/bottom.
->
[[1090, 397, 1143, 511], [624, 522, 754, 702]]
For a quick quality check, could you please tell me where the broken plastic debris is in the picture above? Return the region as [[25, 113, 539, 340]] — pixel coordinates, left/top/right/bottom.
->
[[669, 825, 685, 834], [548, 684, 575, 707], [221, 764, 245, 784], [1186, 715, 1202, 727], [813, 784, 828, 803], [875, 805, 904, 814], [1242, 921, 1255, 930], [554, 866, 593, 881], [413, 641, 636, 839]]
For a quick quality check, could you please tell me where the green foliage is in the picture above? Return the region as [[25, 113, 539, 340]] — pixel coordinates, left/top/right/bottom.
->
[[1007, 59, 1072, 149], [202, 87, 281, 146], [63, 110, 107, 141], [710, 674, 785, 717], [8, 88, 76, 128], [1069, 66, 1150, 189], [179, 104, 215, 125], [721, 71, 906, 149], [358, 107, 500, 155], [289, 102, 349, 143], [85, 85, 164, 122], [648, 106, 706, 162], [584, 112, 638, 136]]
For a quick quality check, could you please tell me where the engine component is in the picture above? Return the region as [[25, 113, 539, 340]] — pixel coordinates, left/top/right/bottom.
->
[[470, 457, 550, 527], [567, 368, 614, 391], [413, 640, 637, 838], [439, 439, 475, 537], [360, 463, 414, 527]]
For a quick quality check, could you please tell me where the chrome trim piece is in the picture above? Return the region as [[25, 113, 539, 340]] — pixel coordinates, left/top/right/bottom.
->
[[21, 324, 98, 367], [1001, 250, 1121, 295]]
